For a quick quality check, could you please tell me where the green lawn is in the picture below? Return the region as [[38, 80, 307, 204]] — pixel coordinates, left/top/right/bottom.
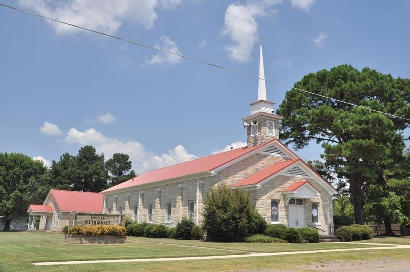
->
[[0, 232, 408, 272]]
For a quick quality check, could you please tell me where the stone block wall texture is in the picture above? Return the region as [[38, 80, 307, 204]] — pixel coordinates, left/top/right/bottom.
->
[[103, 151, 334, 235]]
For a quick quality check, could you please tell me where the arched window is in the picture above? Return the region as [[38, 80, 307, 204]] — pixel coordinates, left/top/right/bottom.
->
[[271, 200, 279, 222]]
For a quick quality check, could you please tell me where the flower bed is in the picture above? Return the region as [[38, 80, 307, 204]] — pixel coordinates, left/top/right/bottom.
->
[[64, 225, 127, 244]]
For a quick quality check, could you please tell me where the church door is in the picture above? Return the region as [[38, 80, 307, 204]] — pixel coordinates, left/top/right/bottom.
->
[[288, 198, 305, 228]]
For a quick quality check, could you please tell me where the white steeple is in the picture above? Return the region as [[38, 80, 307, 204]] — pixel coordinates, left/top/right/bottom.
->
[[257, 42, 267, 101]]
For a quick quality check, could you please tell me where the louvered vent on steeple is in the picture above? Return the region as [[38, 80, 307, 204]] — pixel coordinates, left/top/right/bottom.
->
[[285, 166, 309, 177], [262, 145, 290, 158]]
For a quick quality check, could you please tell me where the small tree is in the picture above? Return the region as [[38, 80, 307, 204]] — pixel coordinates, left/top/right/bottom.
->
[[202, 185, 265, 242]]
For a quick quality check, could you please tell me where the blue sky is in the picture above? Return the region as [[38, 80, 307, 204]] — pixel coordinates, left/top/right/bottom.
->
[[1, 0, 409, 174]]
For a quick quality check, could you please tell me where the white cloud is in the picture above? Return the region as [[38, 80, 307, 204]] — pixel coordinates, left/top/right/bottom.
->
[[146, 35, 182, 65], [212, 141, 247, 154], [222, 1, 282, 62], [33, 156, 51, 167], [40, 121, 63, 136], [313, 32, 328, 48], [64, 128, 197, 174], [289, 0, 315, 11], [97, 113, 116, 124], [18, 0, 182, 34]]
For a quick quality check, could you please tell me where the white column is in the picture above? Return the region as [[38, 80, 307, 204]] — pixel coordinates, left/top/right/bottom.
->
[[137, 192, 140, 223]]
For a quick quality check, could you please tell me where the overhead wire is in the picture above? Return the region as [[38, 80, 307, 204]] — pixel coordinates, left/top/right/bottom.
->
[[369, 0, 410, 23], [0, 2, 408, 122]]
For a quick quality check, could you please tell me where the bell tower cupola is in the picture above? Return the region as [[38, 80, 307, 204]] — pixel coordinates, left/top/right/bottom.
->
[[242, 42, 283, 147]]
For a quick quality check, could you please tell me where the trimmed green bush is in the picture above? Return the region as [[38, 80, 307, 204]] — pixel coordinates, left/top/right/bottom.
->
[[333, 215, 354, 230], [245, 234, 273, 243], [264, 224, 287, 239], [351, 224, 373, 240], [151, 224, 169, 238], [203, 185, 266, 242], [191, 225, 204, 240], [176, 218, 195, 240], [284, 227, 302, 243], [143, 223, 154, 237], [298, 227, 319, 243], [271, 238, 287, 243], [167, 227, 176, 239], [335, 226, 353, 241]]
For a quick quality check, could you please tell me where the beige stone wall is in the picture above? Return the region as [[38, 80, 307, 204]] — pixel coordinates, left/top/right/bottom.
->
[[252, 175, 333, 235], [102, 149, 334, 235]]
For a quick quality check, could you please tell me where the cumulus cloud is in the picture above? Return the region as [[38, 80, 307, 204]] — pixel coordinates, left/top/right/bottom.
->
[[222, 0, 282, 62], [18, 0, 182, 34], [212, 141, 247, 154], [313, 32, 327, 48], [33, 156, 51, 167], [289, 0, 315, 11], [146, 35, 182, 65], [40, 121, 63, 136], [97, 113, 116, 124], [64, 128, 197, 174]]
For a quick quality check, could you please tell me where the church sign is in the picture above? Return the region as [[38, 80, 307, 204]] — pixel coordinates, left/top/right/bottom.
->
[[74, 213, 121, 226]]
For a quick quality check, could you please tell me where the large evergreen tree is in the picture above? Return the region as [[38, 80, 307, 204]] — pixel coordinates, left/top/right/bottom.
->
[[278, 65, 409, 224], [105, 153, 136, 187]]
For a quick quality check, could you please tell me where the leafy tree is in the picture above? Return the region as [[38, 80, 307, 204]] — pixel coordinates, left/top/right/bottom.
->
[[105, 153, 136, 187], [202, 185, 265, 241], [47, 153, 78, 190], [0, 153, 49, 231], [278, 65, 409, 224], [74, 145, 107, 192]]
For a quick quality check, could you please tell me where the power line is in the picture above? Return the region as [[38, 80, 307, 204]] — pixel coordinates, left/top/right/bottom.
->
[[369, 0, 410, 23], [0, 2, 408, 122]]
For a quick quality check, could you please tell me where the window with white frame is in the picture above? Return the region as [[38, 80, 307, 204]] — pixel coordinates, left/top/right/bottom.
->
[[166, 203, 172, 222], [271, 200, 279, 222], [148, 204, 153, 222], [188, 201, 195, 221], [251, 121, 258, 136], [266, 120, 274, 136], [312, 203, 319, 223]]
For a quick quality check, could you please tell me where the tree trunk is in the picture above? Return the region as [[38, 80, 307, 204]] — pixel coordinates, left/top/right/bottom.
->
[[3, 217, 11, 231], [351, 181, 365, 224], [383, 216, 395, 236]]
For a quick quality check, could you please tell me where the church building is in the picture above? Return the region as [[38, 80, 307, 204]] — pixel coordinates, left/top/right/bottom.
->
[[102, 45, 337, 235]]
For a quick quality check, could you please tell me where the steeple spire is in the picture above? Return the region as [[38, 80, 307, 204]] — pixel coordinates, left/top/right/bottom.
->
[[257, 40, 267, 101]]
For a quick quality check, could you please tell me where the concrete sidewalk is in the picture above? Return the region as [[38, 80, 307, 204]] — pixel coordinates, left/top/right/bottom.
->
[[33, 244, 410, 266]]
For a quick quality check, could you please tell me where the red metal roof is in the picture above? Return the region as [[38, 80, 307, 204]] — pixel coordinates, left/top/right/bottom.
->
[[28, 204, 53, 213], [50, 189, 103, 213], [283, 180, 309, 192], [103, 140, 275, 193], [234, 159, 299, 187]]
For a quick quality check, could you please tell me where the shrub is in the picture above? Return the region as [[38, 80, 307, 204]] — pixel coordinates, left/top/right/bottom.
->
[[191, 225, 204, 240], [264, 224, 287, 239], [245, 234, 273, 243], [298, 227, 319, 243], [351, 224, 373, 240], [335, 226, 353, 241], [68, 225, 126, 237], [176, 218, 195, 240], [247, 209, 268, 235], [143, 223, 154, 237], [62, 225, 68, 234], [271, 238, 287, 243], [203, 185, 264, 242], [151, 224, 169, 238], [284, 227, 302, 243], [167, 227, 176, 239]]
